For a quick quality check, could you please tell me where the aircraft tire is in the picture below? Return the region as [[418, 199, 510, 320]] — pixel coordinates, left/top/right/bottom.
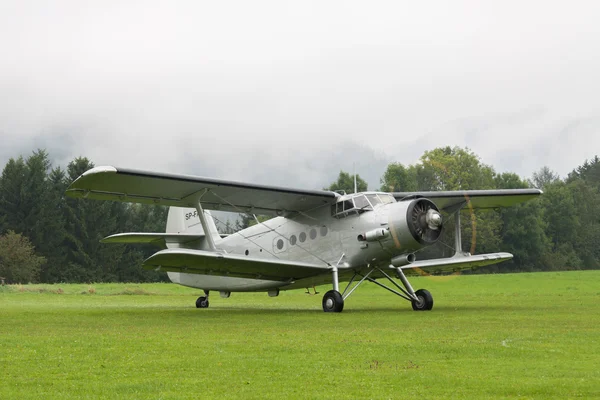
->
[[322, 290, 344, 313], [411, 289, 433, 311], [196, 296, 209, 309]]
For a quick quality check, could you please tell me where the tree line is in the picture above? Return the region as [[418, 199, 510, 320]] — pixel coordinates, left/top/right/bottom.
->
[[0, 150, 168, 283], [329, 147, 600, 273], [1, 147, 599, 283]]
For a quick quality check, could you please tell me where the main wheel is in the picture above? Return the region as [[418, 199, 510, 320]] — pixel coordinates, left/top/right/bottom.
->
[[411, 289, 433, 311], [322, 290, 344, 312], [196, 296, 209, 308]]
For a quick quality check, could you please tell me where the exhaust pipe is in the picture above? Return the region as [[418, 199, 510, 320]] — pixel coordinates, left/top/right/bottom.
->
[[391, 253, 416, 267], [357, 228, 390, 242]]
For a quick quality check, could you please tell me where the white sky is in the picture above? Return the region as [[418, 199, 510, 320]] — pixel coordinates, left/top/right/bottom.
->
[[1, 1, 599, 189]]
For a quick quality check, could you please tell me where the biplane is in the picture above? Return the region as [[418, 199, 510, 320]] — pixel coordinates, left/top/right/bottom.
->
[[66, 166, 541, 312]]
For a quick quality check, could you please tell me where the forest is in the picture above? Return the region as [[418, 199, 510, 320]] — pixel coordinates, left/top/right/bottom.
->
[[1, 146, 599, 284]]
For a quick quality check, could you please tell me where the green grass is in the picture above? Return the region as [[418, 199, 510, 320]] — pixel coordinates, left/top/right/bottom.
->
[[1, 271, 599, 399]]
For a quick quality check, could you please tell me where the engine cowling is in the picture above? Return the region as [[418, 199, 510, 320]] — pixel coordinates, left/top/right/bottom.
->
[[387, 198, 443, 251]]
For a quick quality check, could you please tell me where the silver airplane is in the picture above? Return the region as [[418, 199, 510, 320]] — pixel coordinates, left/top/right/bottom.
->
[[66, 166, 542, 312]]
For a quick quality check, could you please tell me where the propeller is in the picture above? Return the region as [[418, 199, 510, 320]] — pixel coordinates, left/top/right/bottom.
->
[[409, 199, 443, 244]]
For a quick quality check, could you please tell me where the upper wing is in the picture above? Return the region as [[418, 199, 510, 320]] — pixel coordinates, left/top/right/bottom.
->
[[401, 252, 513, 274], [66, 166, 337, 215], [392, 189, 542, 211], [143, 248, 330, 281]]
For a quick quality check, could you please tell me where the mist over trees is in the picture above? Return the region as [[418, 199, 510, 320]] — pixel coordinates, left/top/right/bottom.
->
[[1, 146, 599, 283]]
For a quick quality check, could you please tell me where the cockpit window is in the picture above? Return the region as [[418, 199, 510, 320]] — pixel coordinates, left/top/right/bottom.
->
[[332, 193, 395, 218], [366, 194, 382, 207], [353, 194, 370, 210], [377, 194, 395, 204]]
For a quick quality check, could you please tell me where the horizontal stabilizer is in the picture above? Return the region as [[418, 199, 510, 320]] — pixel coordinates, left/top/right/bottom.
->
[[401, 252, 513, 274], [101, 233, 207, 249], [143, 248, 329, 281]]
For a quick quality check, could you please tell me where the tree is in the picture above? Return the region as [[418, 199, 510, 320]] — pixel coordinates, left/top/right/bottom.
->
[[543, 182, 579, 249], [498, 201, 549, 271], [409, 147, 499, 260], [38, 166, 70, 282], [531, 166, 560, 189], [494, 172, 529, 190], [235, 213, 271, 230], [415, 146, 495, 191], [62, 157, 125, 282], [22, 150, 52, 236], [326, 171, 367, 194], [0, 231, 46, 283], [0, 156, 27, 234], [567, 179, 600, 269], [567, 155, 600, 186], [380, 163, 418, 192], [117, 204, 170, 282]]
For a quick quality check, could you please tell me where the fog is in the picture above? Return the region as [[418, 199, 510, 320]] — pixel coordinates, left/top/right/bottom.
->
[[1, 1, 599, 189]]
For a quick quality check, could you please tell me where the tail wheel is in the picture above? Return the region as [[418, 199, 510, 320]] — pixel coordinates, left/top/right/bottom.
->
[[322, 290, 344, 313], [411, 289, 433, 311]]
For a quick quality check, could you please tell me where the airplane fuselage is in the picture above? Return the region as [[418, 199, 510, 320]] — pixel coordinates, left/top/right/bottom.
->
[[168, 192, 438, 292]]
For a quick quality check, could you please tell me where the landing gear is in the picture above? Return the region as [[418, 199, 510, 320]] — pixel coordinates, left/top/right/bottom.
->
[[322, 265, 344, 312], [323, 262, 435, 312], [322, 255, 435, 312], [322, 290, 344, 312], [195, 290, 209, 308], [411, 289, 434, 311]]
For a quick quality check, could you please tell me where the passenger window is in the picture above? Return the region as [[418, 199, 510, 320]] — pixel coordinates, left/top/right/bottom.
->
[[273, 237, 286, 254]]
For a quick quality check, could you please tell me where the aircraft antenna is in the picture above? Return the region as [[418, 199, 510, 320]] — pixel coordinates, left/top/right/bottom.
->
[[353, 163, 357, 194]]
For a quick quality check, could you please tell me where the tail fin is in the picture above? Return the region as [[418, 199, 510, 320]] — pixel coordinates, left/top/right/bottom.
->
[[101, 207, 221, 251], [166, 207, 221, 249]]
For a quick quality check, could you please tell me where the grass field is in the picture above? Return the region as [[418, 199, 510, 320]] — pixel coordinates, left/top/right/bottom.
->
[[1, 271, 599, 399]]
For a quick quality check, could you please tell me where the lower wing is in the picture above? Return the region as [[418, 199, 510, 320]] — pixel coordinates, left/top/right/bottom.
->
[[401, 252, 513, 274], [142, 248, 330, 281]]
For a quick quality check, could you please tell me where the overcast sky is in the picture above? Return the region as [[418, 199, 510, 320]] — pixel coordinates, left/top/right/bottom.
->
[[1, 1, 599, 189]]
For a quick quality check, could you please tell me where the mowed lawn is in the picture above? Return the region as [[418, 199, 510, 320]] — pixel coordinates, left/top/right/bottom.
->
[[1, 271, 599, 399]]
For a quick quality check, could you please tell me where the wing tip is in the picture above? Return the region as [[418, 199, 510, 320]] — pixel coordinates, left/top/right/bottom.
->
[[82, 166, 118, 177], [66, 166, 118, 196]]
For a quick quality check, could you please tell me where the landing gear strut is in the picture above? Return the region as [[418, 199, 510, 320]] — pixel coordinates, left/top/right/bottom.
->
[[322, 265, 345, 312], [196, 290, 209, 308]]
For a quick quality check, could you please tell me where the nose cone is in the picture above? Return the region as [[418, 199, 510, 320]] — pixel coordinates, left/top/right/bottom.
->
[[426, 209, 443, 230]]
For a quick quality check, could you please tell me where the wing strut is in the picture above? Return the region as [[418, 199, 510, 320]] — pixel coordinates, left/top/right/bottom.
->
[[195, 191, 217, 252], [454, 211, 462, 256]]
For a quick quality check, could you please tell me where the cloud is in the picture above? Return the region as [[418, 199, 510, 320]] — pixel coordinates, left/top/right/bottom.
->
[[1, 1, 600, 187]]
